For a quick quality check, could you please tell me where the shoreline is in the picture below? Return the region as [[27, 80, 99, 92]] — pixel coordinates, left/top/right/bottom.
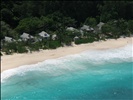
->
[[1, 37, 132, 72]]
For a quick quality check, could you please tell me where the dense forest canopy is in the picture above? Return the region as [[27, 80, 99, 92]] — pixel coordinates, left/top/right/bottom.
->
[[1, 1, 133, 28]]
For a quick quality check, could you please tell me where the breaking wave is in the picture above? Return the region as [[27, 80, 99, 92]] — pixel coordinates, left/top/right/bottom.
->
[[1, 44, 133, 83]]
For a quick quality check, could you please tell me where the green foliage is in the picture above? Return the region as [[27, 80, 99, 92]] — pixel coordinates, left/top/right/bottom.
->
[[28, 42, 41, 51], [128, 20, 133, 33], [40, 16, 55, 31], [84, 17, 97, 27], [1, 21, 18, 39], [102, 20, 121, 38], [1, 21, 11, 39], [98, 1, 133, 22], [66, 30, 80, 39], [56, 27, 73, 44], [1, 1, 133, 28], [15, 12, 76, 35], [15, 17, 41, 35], [47, 12, 76, 28], [1, 8, 13, 24], [117, 19, 128, 33], [101, 23, 112, 34], [75, 38, 95, 44], [48, 40, 61, 49], [63, 36, 72, 46], [17, 45, 28, 53], [63, 17, 76, 27], [102, 19, 130, 38], [2, 42, 28, 54]]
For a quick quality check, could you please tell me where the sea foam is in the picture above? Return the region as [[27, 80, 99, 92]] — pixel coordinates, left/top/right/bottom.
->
[[1, 44, 133, 83]]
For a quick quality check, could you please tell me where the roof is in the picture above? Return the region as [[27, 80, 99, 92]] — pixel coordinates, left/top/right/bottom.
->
[[73, 36, 79, 41], [74, 36, 79, 39], [81, 25, 90, 31], [21, 32, 34, 39], [81, 25, 95, 32], [20, 33, 34, 41], [38, 31, 50, 38], [97, 22, 105, 30], [90, 27, 94, 31], [66, 27, 77, 31], [20, 33, 30, 39], [4, 36, 14, 42]]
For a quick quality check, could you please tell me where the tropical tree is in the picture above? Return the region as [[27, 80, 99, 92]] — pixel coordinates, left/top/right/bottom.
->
[[128, 20, 133, 33], [84, 17, 97, 27], [15, 17, 41, 35]]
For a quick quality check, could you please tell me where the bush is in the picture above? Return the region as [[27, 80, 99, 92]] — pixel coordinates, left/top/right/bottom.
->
[[48, 40, 61, 49], [47, 12, 76, 27], [15, 17, 41, 35], [75, 38, 95, 44], [101, 19, 131, 38], [40, 16, 55, 31], [1, 42, 28, 54], [84, 17, 97, 27], [1, 21, 18, 39], [61, 35, 72, 46], [28, 42, 41, 51], [128, 20, 133, 33], [101, 20, 120, 38], [17, 46, 28, 53], [117, 19, 128, 34], [3, 42, 17, 53], [101, 23, 113, 34]]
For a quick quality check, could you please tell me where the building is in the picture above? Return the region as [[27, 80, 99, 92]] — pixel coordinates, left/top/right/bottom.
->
[[81, 25, 94, 32], [20, 32, 34, 41], [66, 27, 78, 31], [97, 22, 105, 30], [74, 36, 79, 41], [81, 25, 90, 31], [4, 36, 15, 42], [38, 31, 50, 39]]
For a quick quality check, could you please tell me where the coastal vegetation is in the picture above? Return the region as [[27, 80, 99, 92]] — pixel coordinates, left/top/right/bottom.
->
[[1, 1, 133, 55]]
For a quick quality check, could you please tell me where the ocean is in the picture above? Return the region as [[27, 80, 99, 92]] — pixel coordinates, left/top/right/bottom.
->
[[1, 44, 133, 100]]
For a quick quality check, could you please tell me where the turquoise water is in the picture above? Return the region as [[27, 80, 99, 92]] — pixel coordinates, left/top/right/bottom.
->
[[1, 45, 133, 100]]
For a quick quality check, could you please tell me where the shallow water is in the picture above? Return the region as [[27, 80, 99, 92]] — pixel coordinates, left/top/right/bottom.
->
[[1, 44, 133, 100]]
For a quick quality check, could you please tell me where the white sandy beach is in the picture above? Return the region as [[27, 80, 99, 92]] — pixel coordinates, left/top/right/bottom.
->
[[1, 37, 132, 72]]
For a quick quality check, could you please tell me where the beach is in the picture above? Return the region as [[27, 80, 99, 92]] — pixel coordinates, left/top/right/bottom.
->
[[1, 37, 133, 100], [1, 37, 132, 72]]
